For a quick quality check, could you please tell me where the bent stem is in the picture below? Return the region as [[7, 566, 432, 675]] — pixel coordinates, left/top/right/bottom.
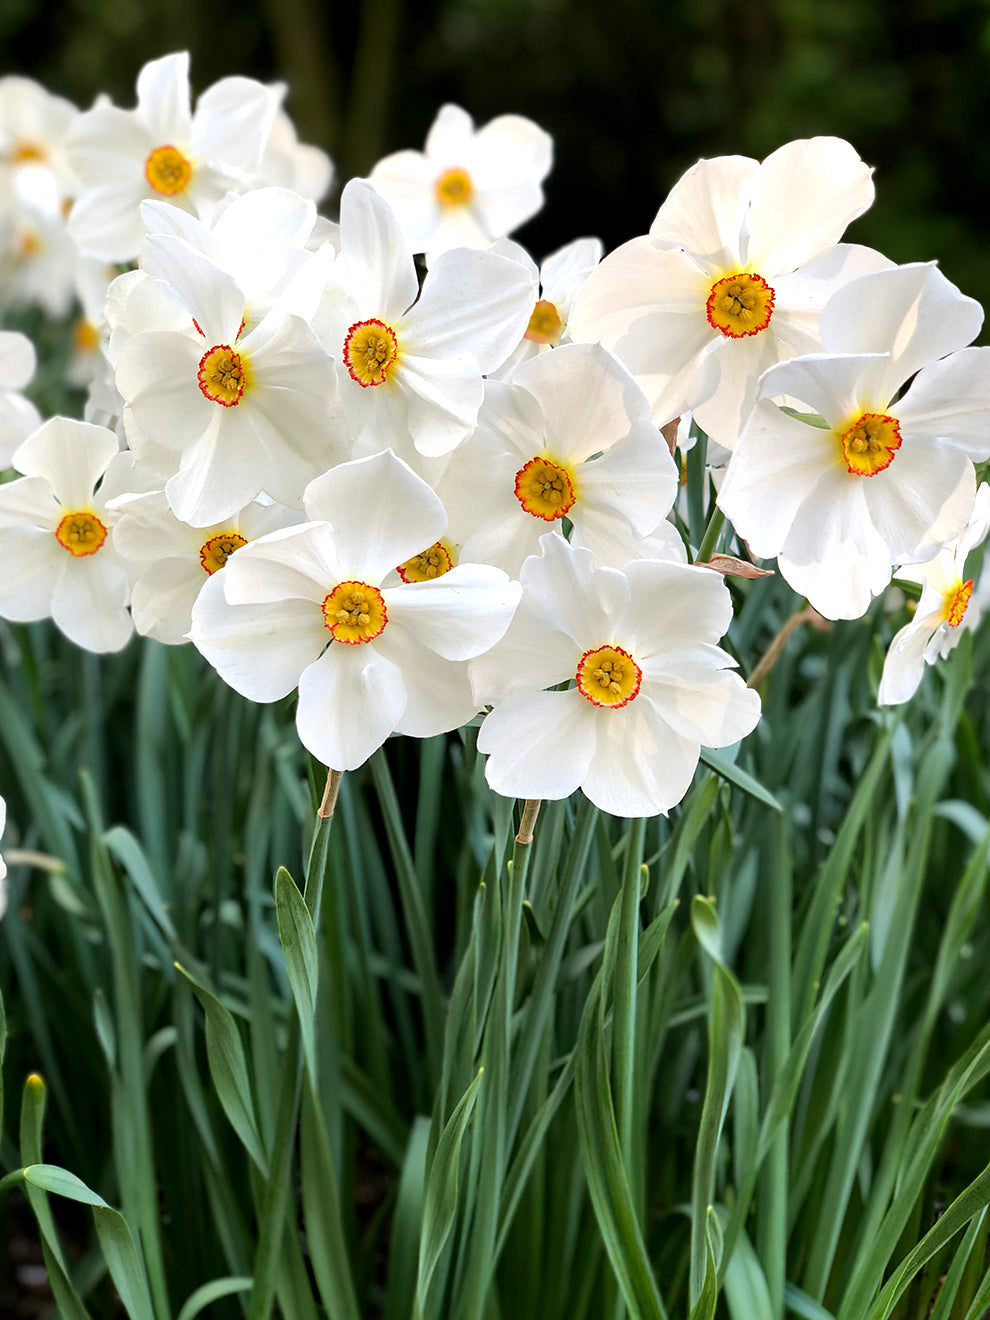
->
[[748, 605, 828, 690]]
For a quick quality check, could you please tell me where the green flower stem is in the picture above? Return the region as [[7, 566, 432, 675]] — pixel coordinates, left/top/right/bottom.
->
[[758, 817, 792, 1320], [461, 801, 539, 1320], [613, 817, 646, 1185], [81, 772, 170, 1320], [694, 505, 726, 564], [246, 784, 342, 1320], [370, 749, 446, 1084]]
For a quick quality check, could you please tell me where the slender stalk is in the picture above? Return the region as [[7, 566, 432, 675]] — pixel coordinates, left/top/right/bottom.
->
[[246, 790, 341, 1320], [80, 774, 170, 1320], [370, 749, 446, 1084], [759, 817, 792, 1320], [461, 801, 539, 1320], [613, 818, 646, 1185], [747, 605, 827, 690], [695, 506, 726, 564]]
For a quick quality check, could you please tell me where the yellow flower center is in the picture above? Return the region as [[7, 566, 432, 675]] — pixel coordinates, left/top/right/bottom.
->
[[73, 318, 101, 354], [514, 456, 577, 521], [55, 511, 108, 557], [435, 168, 473, 208], [322, 581, 388, 644], [343, 319, 399, 388], [144, 144, 193, 196], [706, 272, 775, 338], [18, 230, 41, 258], [944, 578, 974, 627], [199, 531, 248, 575], [524, 299, 563, 345], [198, 345, 248, 407], [839, 412, 902, 477], [10, 142, 46, 163], [576, 644, 642, 709], [397, 539, 456, 583]]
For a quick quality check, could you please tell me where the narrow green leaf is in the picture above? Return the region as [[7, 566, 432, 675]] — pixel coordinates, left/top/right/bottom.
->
[[699, 750, 782, 813], [386, 1117, 430, 1320], [864, 1160, 990, 1320], [416, 1068, 484, 1317], [92, 1206, 157, 1320], [24, 1163, 109, 1206], [785, 1283, 837, 1320], [690, 897, 744, 1309], [723, 1226, 774, 1320], [575, 939, 666, 1320], [275, 866, 319, 1075], [300, 1085, 361, 1320], [104, 825, 177, 940], [18, 1075, 94, 1320], [687, 1208, 720, 1320], [176, 1277, 254, 1320], [175, 962, 267, 1174]]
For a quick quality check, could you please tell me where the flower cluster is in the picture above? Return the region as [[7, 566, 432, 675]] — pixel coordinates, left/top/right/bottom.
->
[[4, 53, 986, 819]]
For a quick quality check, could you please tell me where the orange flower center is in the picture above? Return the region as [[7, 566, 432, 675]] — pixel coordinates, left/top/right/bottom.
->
[[55, 511, 108, 557], [576, 644, 642, 708], [524, 299, 563, 345], [435, 168, 473, 208], [145, 144, 192, 196], [198, 345, 247, 407], [322, 581, 388, 643], [840, 412, 902, 477], [514, 457, 576, 521], [200, 531, 248, 575], [706, 272, 775, 338], [944, 579, 974, 627], [343, 319, 399, 387], [397, 540, 455, 582]]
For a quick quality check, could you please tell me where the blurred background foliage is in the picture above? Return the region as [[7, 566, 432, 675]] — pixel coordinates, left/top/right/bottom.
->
[[5, 0, 990, 324]]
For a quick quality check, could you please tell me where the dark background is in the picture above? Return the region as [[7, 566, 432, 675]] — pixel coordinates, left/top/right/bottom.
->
[[4, 0, 990, 319]]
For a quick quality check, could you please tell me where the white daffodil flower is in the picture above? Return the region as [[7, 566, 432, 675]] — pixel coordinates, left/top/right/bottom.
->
[[568, 137, 890, 446], [0, 418, 133, 652], [1, 331, 42, 466], [314, 179, 536, 459], [139, 187, 329, 331], [439, 343, 682, 575], [369, 103, 552, 260], [114, 244, 336, 526], [0, 75, 79, 220], [488, 235, 604, 380], [718, 263, 990, 620], [67, 52, 280, 262], [473, 535, 760, 817], [1, 201, 80, 319], [879, 484, 990, 706], [189, 450, 521, 770], [112, 491, 303, 645], [252, 105, 334, 203]]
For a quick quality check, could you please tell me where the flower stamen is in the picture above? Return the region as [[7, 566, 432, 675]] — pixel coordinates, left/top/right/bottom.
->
[[840, 412, 902, 477], [198, 345, 247, 407], [576, 644, 642, 708], [342, 319, 399, 388], [144, 144, 192, 196], [199, 531, 248, 575], [706, 272, 775, 338], [322, 580, 388, 644], [55, 510, 108, 557], [435, 168, 473, 208], [944, 579, 974, 627], [524, 299, 563, 345], [514, 456, 577, 521], [397, 539, 455, 582]]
